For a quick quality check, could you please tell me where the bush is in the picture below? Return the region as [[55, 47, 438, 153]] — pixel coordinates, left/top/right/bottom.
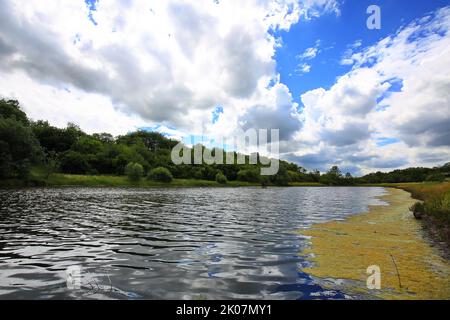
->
[[59, 151, 90, 174], [125, 162, 144, 182], [16, 159, 31, 180], [260, 175, 270, 187], [410, 202, 425, 219], [425, 173, 446, 182], [0, 116, 41, 179], [272, 166, 291, 186], [148, 167, 173, 183], [215, 172, 227, 184], [237, 168, 260, 183]]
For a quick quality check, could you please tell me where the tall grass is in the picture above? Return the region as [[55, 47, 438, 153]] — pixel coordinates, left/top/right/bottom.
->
[[0, 169, 262, 188], [397, 182, 450, 246]]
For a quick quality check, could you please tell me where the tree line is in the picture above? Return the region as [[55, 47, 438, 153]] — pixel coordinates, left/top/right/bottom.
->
[[0, 99, 448, 186]]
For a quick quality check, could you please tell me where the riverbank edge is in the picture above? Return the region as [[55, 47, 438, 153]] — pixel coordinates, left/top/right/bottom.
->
[[4, 170, 446, 189], [0, 173, 326, 189], [298, 187, 450, 300], [1, 173, 435, 189]]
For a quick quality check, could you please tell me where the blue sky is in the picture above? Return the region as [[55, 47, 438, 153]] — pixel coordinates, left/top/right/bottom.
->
[[84, 0, 99, 25], [275, 0, 450, 104]]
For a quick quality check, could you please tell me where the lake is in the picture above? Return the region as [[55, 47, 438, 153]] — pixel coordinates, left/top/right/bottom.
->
[[0, 187, 387, 299]]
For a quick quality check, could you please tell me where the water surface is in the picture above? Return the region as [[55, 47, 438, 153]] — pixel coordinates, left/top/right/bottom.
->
[[0, 187, 387, 299]]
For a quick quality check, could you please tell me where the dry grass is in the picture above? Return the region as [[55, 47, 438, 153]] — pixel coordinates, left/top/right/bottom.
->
[[395, 182, 450, 202], [393, 183, 450, 246], [366, 182, 450, 246]]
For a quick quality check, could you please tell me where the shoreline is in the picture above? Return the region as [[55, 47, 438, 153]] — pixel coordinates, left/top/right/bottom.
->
[[1, 172, 443, 190], [0, 173, 325, 189], [299, 187, 450, 300]]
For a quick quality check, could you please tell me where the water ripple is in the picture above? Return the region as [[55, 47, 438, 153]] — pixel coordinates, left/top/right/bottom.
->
[[0, 186, 387, 299]]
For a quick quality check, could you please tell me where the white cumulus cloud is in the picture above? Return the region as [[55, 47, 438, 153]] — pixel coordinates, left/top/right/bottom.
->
[[290, 6, 450, 173]]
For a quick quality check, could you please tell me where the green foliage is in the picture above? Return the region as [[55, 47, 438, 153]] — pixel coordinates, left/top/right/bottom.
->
[[358, 165, 449, 184], [286, 169, 317, 183], [92, 133, 114, 143], [3, 98, 449, 188], [410, 202, 425, 219], [260, 175, 270, 187], [148, 167, 173, 183], [0, 112, 41, 179], [424, 192, 450, 224], [117, 131, 178, 151], [237, 168, 260, 183], [43, 151, 60, 180], [215, 172, 227, 184], [425, 173, 446, 182], [271, 166, 291, 186], [320, 166, 343, 185], [16, 159, 31, 180], [31, 120, 82, 153], [72, 135, 103, 154], [60, 151, 90, 174], [125, 162, 144, 182], [0, 99, 29, 125]]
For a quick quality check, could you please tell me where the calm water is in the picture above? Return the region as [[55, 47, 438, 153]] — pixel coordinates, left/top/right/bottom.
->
[[0, 187, 387, 300]]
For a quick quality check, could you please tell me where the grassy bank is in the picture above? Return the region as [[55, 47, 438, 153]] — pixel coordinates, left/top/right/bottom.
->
[[0, 172, 264, 188], [0, 174, 323, 189], [0, 167, 326, 188], [299, 188, 450, 299], [366, 182, 450, 247], [42, 175, 324, 188]]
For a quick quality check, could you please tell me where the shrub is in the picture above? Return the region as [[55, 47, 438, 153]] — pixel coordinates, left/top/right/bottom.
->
[[16, 159, 31, 180], [60, 151, 90, 174], [148, 167, 173, 183], [425, 173, 446, 182], [125, 162, 144, 182], [215, 172, 227, 184], [0, 115, 41, 179], [272, 166, 291, 186], [43, 151, 60, 180], [237, 169, 260, 183], [260, 175, 270, 188], [410, 202, 425, 219]]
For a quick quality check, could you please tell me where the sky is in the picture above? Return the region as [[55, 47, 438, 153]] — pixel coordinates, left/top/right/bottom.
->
[[0, 0, 449, 175]]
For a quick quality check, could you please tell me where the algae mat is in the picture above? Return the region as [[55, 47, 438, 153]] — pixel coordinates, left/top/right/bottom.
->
[[300, 188, 450, 299]]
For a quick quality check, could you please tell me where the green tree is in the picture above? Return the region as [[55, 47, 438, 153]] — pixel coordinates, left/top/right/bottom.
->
[[237, 168, 260, 183], [320, 166, 343, 185], [287, 170, 302, 182], [92, 132, 114, 143], [329, 166, 342, 177], [344, 172, 355, 185], [425, 173, 445, 182], [0, 99, 29, 125], [72, 135, 103, 154], [60, 151, 90, 174], [125, 162, 144, 182], [43, 151, 60, 180], [260, 175, 270, 188], [117, 131, 178, 151], [31, 120, 82, 153], [215, 172, 227, 184], [148, 167, 173, 183], [0, 117, 41, 179], [272, 166, 291, 186]]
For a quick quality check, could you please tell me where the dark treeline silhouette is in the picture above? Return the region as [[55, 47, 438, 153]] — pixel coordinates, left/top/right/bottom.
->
[[0, 99, 448, 186], [358, 166, 449, 184]]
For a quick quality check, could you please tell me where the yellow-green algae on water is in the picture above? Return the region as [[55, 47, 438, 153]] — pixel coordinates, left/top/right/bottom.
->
[[299, 188, 450, 299]]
